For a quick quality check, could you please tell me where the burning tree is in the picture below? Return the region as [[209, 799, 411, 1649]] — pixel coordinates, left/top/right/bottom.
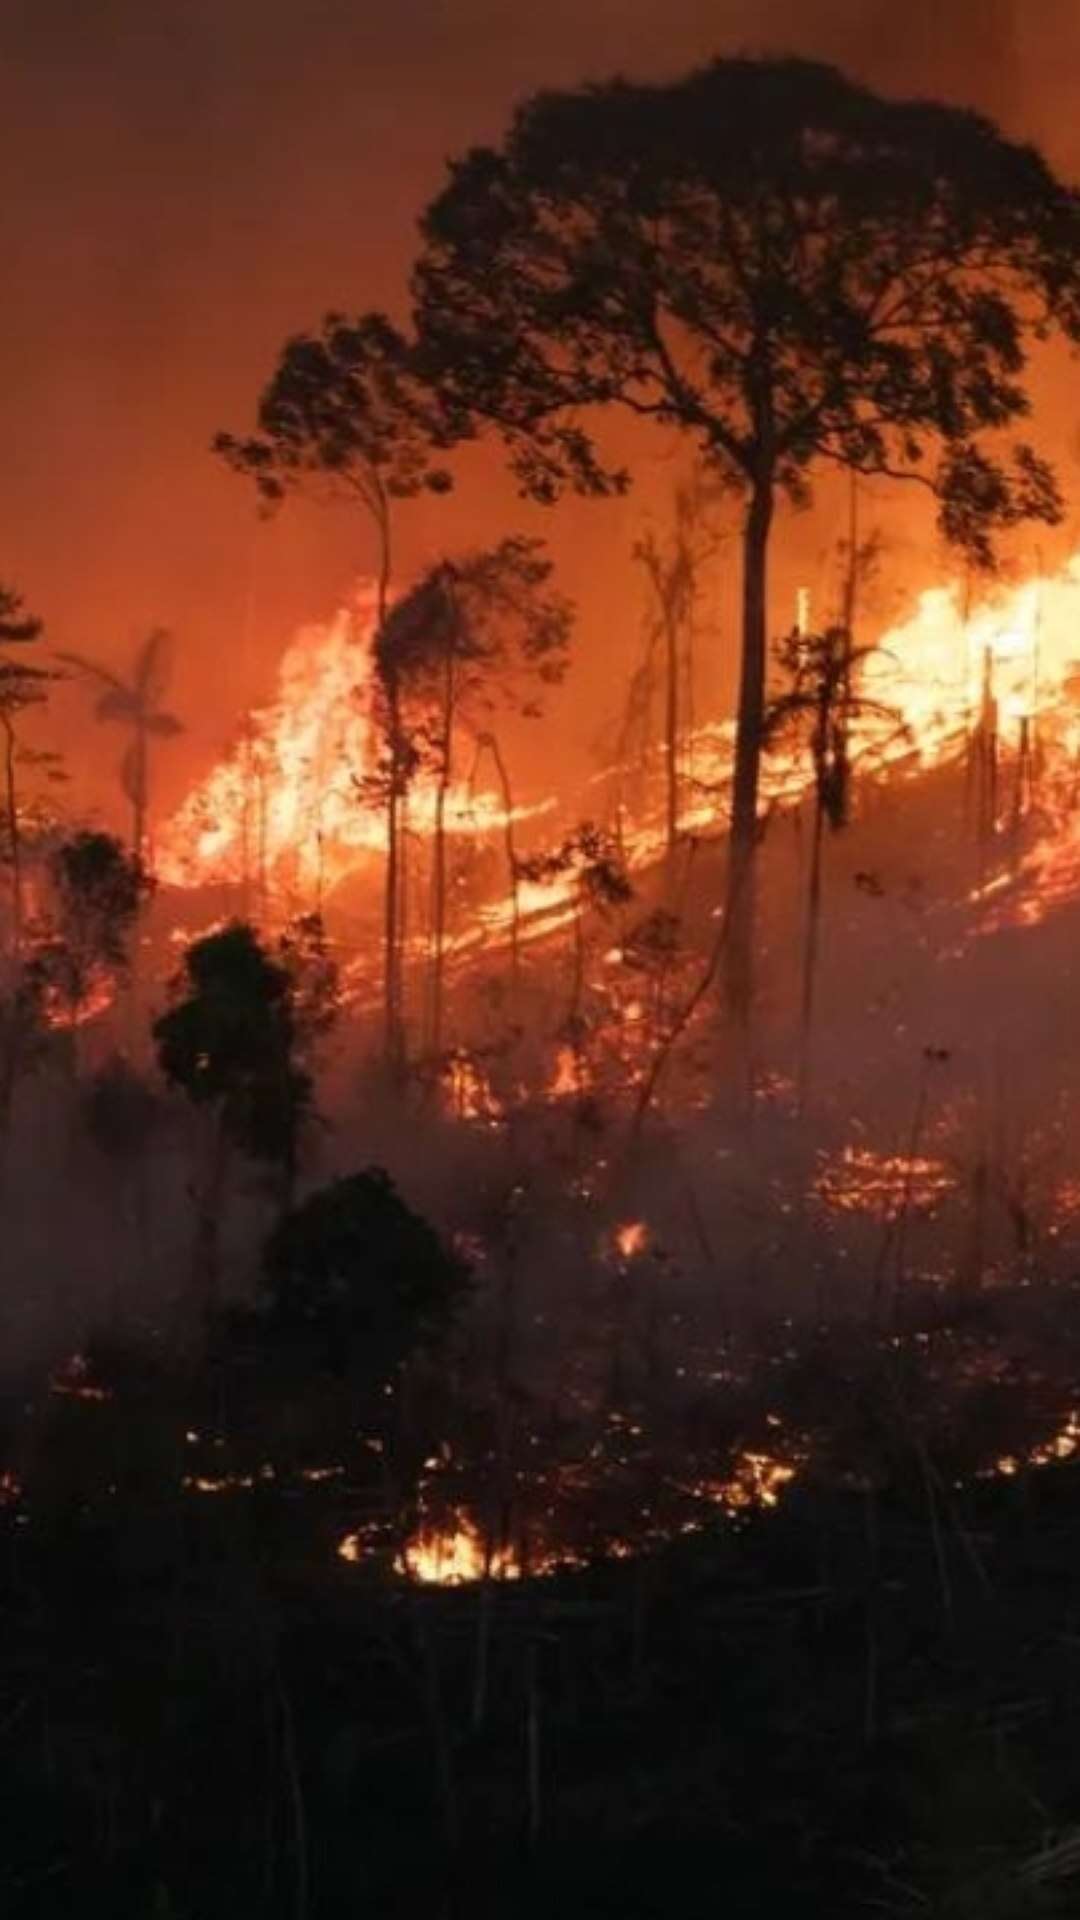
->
[[216, 313, 459, 1075], [36, 830, 149, 1048], [375, 535, 572, 1061], [766, 618, 905, 1106], [629, 473, 727, 874], [0, 581, 49, 957], [407, 55, 1080, 1022]]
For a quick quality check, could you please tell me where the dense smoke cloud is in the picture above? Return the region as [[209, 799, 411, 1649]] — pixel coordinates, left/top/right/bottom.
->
[[0, 0, 1067, 824]]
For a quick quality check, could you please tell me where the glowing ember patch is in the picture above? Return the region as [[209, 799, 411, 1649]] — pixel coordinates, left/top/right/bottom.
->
[[441, 1050, 503, 1123], [49, 1354, 112, 1402], [614, 1220, 649, 1259], [997, 1411, 1080, 1479], [399, 1517, 519, 1585], [719, 1452, 798, 1511], [813, 1146, 954, 1222], [548, 1045, 590, 1100], [41, 973, 115, 1031]]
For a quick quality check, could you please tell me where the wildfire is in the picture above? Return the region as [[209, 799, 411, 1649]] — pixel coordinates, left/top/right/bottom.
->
[[158, 585, 549, 907], [813, 1146, 955, 1222], [156, 545, 1080, 961]]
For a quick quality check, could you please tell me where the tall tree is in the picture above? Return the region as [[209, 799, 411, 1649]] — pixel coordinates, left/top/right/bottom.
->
[[766, 619, 901, 1109], [57, 629, 183, 869], [408, 56, 1080, 1019], [39, 830, 149, 1047], [376, 536, 572, 1060], [631, 474, 727, 874], [153, 922, 313, 1315], [216, 314, 459, 1074], [0, 583, 47, 956]]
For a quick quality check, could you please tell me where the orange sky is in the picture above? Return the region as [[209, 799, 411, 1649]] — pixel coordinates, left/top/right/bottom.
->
[[0, 0, 1074, 827]]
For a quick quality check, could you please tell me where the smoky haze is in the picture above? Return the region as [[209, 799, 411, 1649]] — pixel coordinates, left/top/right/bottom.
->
[[0, 0, 1070, 826]]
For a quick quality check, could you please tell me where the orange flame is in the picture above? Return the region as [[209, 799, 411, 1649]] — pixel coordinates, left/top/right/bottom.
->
[[614, 1220, 649, 1259]]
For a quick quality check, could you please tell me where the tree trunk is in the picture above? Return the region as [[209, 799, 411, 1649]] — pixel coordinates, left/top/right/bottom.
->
[[797, 786, 826, 1111], [193, 1110, 230, 1322], [723, 477, 774, 1021], [2, 712, 21, 961], [484, 733, 520, 997], [375, 516, 409, 1081], [664, 601, 680, 877], [383, 665, 405, 1075], [132, 719, 148, 869], [429, 653, 455, 1064]]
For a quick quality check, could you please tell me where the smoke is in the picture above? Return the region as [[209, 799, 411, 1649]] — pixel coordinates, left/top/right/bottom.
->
[[0, 0, 1068, 831]]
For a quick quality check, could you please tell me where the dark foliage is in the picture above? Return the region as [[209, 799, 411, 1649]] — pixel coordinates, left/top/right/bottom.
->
[[260, 1166, 469, 1379], [154, 920, 312, 1172]]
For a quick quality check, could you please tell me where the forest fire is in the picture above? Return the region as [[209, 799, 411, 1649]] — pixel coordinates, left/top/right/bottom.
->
[[22, 31, 1080, 1913], [813, 1147, 955, 1222], [153, 548, 1080, 958], [157, 587, 550, 910]]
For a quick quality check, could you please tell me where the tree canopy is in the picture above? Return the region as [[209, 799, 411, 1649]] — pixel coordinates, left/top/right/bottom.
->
[[408, 55, 1080, 1016], [411, 56, 1080, 546], [153, 921, 312, 1175]]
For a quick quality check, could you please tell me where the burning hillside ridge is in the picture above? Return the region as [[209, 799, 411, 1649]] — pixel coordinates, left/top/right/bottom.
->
[[156, 583, 551, 907], [157, 549, 1080, 943]]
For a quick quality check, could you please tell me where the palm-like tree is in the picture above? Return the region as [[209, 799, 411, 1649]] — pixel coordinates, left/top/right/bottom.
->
[[58, 629, 183, 868]]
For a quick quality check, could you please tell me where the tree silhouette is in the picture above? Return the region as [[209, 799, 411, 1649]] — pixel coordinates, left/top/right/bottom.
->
[[57, 628, 182, 868], [376, 536, 572, 1060], [410, 55, 1080, 1020], [0, 582, 49, 955], [260, 1167, 468, 1390], [767, 621, 903, 1107], [216, 313, 459, 1074], [37, 830, 148, 1049], [153, 922, 313, 1314], [631, 474, 727, 875]]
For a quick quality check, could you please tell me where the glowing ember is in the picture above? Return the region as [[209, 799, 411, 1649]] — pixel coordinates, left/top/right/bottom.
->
[[49, 1354, 112, 1402], [441, 1049, 503, 1123], [998, 1410, 1080, 1478], [548, 1044, 590, 1100], [813, 1146, 954, 1222], [718, 1451, 798, 1512], [613, 1220, 649, 1259]]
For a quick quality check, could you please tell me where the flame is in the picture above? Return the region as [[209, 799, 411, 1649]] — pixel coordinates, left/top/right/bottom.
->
[[159, 585, 549, 906], [714, 1451, 798, 1512], [813, 1146, 954, 1222], [614, 1220, 649, 1259], [338, 1513, 549, 1584], [441, 1049, 503, 1123], [160, 547, 1080, 953], [548, 1044, 590, 1100]]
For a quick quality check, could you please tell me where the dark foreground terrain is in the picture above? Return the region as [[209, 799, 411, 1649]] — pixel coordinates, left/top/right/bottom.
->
[[6, 1395, 1080, 1920]]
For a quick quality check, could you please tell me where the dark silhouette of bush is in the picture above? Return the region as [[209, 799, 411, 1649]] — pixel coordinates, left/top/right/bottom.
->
[[260, 1166, 469, 1384]]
